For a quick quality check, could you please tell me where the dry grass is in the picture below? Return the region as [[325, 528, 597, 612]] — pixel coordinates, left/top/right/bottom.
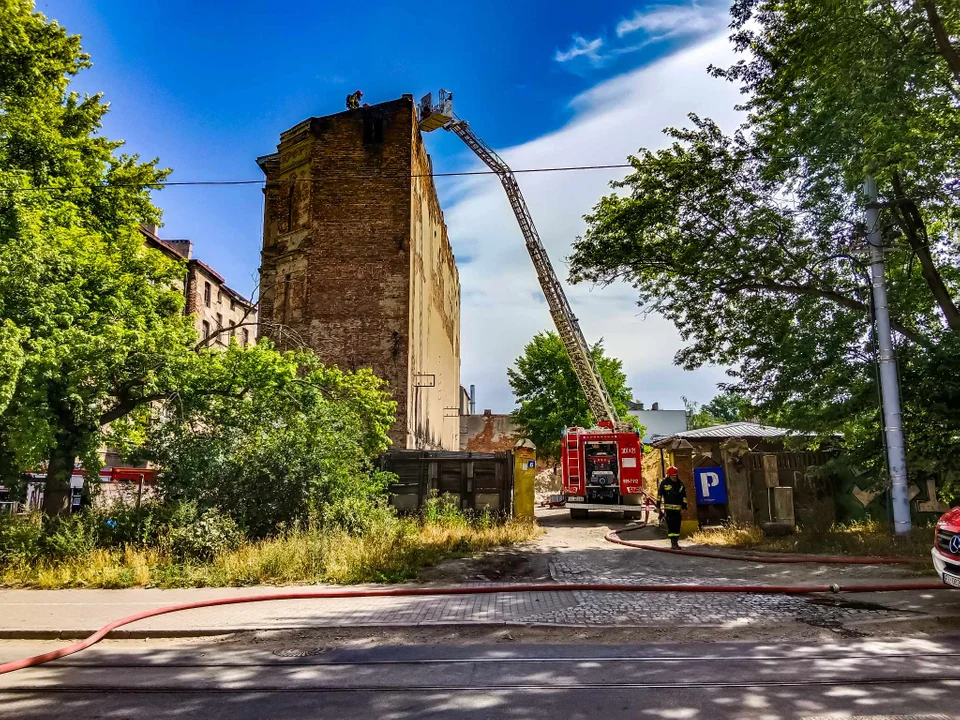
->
[[690, 519, 934, 559], [0, 518, 541, 589]]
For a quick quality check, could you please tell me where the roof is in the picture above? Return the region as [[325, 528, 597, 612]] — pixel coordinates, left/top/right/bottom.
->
[[139, 227, 255, 311], [140, 226, 188, 261], [660, 421, 799, 441]]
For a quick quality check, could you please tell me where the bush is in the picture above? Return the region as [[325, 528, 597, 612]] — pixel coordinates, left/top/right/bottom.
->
[[167, 503, 241, 560], [0, 512, 44, 564], [320, 494, 397, 535], [42, 513, 101, 559], [422, 492, 468, 528], [96, 501, 174, 548], [142, 348, 397, 538]]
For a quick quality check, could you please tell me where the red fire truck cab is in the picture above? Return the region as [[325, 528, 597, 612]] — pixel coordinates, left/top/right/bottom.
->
[[561, 423, 646, 519]]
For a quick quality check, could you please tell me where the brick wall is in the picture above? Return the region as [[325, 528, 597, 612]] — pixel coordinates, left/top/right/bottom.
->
[[460, 413, 522, 453], [258, 97, 460, 449]]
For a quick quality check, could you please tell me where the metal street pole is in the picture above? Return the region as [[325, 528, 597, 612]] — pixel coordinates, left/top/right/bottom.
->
[[864, 176, 911, 535]]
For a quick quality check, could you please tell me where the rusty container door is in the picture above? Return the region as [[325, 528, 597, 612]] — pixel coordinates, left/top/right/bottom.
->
[[381, 450, 514, 514]]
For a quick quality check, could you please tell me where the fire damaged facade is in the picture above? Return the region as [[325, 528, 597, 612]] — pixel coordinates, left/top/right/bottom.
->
[[257, 96, 461, 450]]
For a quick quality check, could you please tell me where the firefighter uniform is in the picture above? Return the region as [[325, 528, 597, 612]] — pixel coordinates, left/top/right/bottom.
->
[[346, 90, 363, 109], [657, 469, 688, 549]]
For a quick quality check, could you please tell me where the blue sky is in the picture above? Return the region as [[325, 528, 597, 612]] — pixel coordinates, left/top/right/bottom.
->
[[39, 0, 738, 413]]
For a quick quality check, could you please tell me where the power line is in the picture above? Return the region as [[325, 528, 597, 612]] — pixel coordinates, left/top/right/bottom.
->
[[0, 163, 639, 194], [0, 150, 857, 195]]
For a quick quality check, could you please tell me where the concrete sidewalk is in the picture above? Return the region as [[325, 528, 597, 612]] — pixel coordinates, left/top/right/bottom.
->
[[1, 583, 957, 638]]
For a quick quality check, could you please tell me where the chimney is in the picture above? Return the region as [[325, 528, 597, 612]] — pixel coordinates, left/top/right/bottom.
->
[[469, 384, 476, 415], [164, 239, 193, 259], [652, 402, 660, 411], [141, 223, 159, 237], [483, 409, 492, 416]]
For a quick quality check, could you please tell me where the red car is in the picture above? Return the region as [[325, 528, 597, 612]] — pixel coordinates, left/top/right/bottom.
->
[[933, 506, 960, 588]]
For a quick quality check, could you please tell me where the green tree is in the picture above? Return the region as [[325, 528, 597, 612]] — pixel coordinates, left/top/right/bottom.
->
[[0, 1, 207, 512], [507, 331, 636, 460], [683, 392, 753, 430], [569, 1, 960, 499], [144, 343, 397, 537]]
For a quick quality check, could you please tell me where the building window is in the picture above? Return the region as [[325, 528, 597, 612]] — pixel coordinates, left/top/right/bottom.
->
[[202, 320, 210, 339], [242, 328, 249, 347], [216, 313, 223, 342], [217, 290, 223, 304], [204, 282, 211, 308], [230, 297, 236, 311]]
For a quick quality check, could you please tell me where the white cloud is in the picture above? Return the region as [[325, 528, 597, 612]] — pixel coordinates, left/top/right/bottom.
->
[[555, 35, 605, 64], [439, 32, 743, 414], [616, 1, 728, 39]]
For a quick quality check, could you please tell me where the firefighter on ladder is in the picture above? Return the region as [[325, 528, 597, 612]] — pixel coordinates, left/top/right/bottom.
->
[[657, 466, 687, 549]]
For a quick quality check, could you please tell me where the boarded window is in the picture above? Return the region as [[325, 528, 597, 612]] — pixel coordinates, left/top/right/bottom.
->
[[204, 282, 211, 308]]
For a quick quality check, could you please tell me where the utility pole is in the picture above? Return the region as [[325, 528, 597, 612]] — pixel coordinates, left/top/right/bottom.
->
[[864, 176, 911, 535]]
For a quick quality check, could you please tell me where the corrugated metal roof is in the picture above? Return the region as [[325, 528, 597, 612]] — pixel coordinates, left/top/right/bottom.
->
[[671, 421, 796, 440]]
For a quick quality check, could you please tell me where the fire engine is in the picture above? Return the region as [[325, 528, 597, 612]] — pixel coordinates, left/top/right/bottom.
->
[[419, 91, 645, 519]]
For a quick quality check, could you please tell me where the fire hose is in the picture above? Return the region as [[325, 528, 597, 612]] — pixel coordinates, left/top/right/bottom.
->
[[0, 495, 950, 676], [0, 579, 952, 676]]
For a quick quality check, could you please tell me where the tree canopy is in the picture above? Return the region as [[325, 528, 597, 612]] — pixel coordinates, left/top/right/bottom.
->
[[569, 0, 960, 499], [507, 331, 636, 460], [684, 392, 753, 430], [0, 0, 201, 509]]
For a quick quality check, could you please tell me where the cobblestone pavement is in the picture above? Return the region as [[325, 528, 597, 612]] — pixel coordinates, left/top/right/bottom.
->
[[0, 585, 904, 635], [515, 508, 954, 630]]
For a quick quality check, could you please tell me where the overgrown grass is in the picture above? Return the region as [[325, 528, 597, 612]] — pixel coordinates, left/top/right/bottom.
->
[[0, 515, 541, 589], [690, 519, 934, 560]]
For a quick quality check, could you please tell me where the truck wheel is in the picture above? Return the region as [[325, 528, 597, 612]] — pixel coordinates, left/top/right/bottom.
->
[[570, 508, 589, 520]]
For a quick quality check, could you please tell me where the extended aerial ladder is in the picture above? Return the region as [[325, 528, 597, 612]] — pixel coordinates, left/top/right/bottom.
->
[[418, 90, 625, 430]]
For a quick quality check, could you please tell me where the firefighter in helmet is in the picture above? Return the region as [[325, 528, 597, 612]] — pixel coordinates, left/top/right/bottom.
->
[[346, 89, 363, 110], [657, 466, 688, 549]]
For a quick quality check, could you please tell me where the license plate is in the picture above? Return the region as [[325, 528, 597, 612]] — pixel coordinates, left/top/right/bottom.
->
[[944, 572, 960, 588], [567, 496, 584, 502]]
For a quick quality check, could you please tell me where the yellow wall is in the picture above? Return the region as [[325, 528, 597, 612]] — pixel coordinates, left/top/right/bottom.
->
[[408, 124, 461, 450]]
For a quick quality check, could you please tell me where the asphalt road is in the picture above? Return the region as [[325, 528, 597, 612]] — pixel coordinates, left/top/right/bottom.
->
[[2, 635, 959, 719]]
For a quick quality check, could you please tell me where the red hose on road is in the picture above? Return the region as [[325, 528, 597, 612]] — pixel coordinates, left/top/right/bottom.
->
[[605, 528, 925, 564], [0, 580, 953, 676]]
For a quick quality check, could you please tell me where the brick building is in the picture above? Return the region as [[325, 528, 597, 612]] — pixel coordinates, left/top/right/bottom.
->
[[140, 225, 257, 348], [256, 96, 461, 450]]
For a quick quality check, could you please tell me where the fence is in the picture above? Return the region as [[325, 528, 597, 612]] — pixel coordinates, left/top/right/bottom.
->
[[379, 450, 514, 514]]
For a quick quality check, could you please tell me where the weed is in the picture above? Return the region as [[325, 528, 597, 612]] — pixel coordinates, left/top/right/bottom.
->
[[0, 515, 541, 588], [690, 519, 934, 559]]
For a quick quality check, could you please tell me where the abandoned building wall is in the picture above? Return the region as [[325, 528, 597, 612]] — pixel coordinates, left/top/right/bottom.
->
[[408, 116, 460, 450], [459, 413, 522, 453], [258, 97, 460, 450]]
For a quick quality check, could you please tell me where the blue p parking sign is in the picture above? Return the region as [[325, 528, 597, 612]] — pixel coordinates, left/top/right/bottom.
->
[[694, 467, 727, 505]]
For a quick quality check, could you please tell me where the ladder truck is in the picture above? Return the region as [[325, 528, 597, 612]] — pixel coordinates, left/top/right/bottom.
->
[[418, 90, 646, 520]]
